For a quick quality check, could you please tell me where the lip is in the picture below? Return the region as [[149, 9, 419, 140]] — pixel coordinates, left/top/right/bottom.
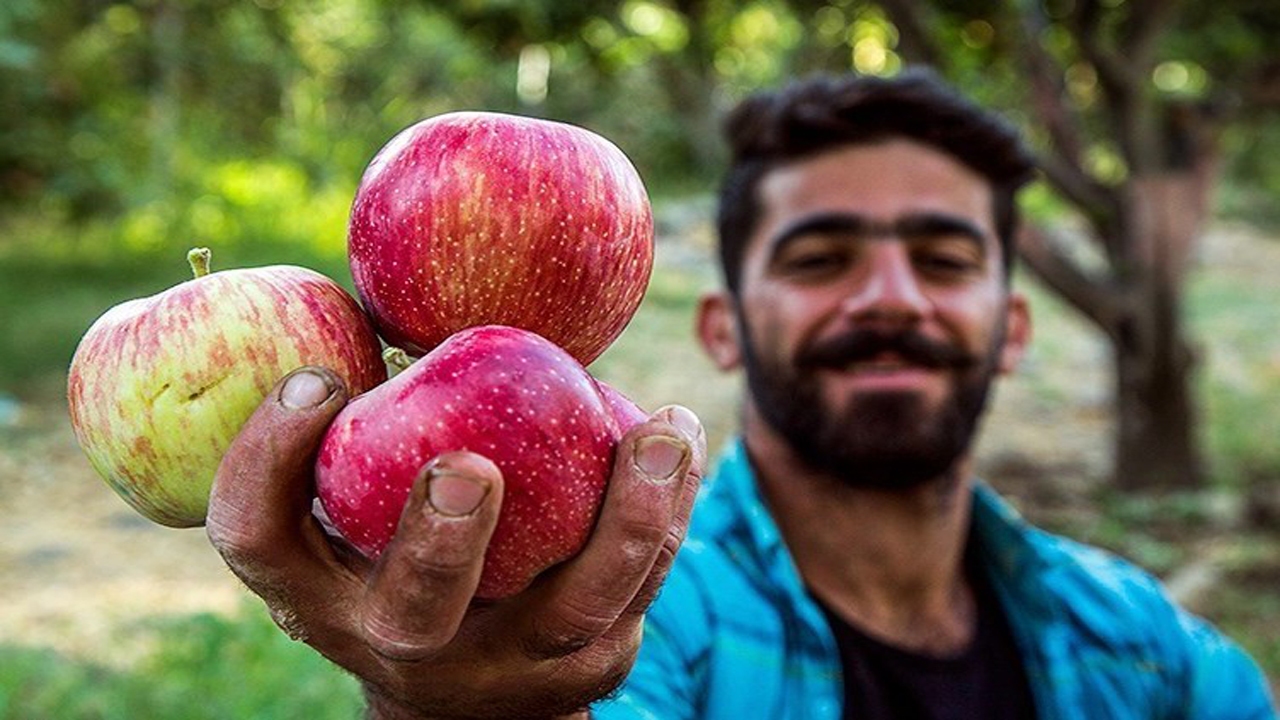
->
[[818, 353, 941, 392]]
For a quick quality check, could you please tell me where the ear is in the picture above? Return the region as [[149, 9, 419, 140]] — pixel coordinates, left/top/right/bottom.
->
[[997, 292, 1032, 374], [696, 290, 743, 371]]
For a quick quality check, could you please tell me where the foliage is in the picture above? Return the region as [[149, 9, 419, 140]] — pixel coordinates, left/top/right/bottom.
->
[[4, 0, 1276, 224], [3, 0, 1278, 470], [0, 604, 361, 720]]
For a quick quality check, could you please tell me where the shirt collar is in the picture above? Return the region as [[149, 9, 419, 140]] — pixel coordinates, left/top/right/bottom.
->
[[698, 437, 1055, 596], [694, 438, 804, 589]]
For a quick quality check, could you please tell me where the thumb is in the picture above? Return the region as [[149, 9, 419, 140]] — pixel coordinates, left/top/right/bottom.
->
[[207, 366, 347, 561]]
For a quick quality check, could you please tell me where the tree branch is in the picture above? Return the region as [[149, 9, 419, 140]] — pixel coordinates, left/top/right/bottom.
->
[[1242, 61, 1280, 109], [1123, 0, 1181, 63], [1017, 223, 1125, 338], [1070, 0, 1137, 104], [1068, 0, 1177, 174], [1036, 153, 1119, 233], [874, 0, 942, 68], [1001, 1, 1121, 248], [1007, 0, 1086, 164]]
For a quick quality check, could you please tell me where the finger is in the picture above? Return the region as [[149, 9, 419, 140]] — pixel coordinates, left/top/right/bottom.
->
[[206, 367, 357, 638], [361, 451, 504, 662], [623, 405, 706, 617], [518, 407, 697, 659]]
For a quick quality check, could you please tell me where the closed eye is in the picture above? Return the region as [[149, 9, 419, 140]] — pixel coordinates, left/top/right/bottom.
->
[[910, 237, 986, 280], [770, 236, 853, 279]]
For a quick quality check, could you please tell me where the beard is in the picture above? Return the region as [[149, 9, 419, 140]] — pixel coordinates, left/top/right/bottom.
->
[[739, 317, 1002, 492]]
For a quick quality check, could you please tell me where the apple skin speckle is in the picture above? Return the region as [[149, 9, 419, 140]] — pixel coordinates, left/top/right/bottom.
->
[[315, 325, 646, 600], [347, 111, 654, 364]]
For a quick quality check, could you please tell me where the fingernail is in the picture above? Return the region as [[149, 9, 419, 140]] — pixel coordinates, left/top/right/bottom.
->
[[280, 369, 335, 409], [427, 470, 489, 517], [635, 436, 688, 483], [660, 405, 702, 443]]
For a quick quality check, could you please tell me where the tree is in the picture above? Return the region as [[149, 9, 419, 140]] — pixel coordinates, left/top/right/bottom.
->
[[870, 0, 1280, 490]]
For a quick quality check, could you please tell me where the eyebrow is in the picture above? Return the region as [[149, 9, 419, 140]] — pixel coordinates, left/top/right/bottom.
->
[[767, 210, 990, 262]]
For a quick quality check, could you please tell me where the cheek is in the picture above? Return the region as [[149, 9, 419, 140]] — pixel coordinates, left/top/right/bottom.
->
[[931, 290, 1007, 353], [740, 290, 824, 365]]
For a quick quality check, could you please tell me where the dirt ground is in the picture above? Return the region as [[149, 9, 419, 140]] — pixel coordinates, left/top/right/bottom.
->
[[2, 221, 1277, 681], [0, 401, 246, 663]]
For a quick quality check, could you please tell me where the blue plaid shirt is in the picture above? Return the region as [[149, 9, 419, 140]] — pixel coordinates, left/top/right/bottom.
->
[[594, 439, 1275, 719]]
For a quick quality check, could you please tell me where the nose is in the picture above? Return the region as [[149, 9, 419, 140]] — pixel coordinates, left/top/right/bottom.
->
[[838, 242, 930, 324]]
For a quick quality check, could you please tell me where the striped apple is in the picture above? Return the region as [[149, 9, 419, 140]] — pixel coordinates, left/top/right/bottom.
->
[[347, 111, 654, 365], [67, 248, 387, 527]]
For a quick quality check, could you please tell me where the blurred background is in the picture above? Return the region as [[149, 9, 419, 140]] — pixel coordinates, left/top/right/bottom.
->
[[1, 1, 1277, 716]]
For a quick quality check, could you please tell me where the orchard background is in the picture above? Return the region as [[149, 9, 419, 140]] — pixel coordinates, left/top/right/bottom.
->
[[1, 1, 1277, 716]]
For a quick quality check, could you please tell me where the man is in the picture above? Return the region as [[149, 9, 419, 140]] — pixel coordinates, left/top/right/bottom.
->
[[207, 69, 1275, 718]]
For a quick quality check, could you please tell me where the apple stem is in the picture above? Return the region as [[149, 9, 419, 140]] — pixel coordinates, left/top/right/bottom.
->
[[382, 347, 414, 375], [188, 247, 213, 278]]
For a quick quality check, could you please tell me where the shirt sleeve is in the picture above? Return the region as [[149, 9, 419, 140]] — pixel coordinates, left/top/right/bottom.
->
[[1176, 608, 1277, 719]]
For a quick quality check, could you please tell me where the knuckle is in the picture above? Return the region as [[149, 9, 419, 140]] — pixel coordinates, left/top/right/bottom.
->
[[395, 541, 476, 585], [205, 513, 267, 571], [205, 468, 276, 561], [412, 554, 474, 582], [627, 527, 688, 618], [523, 594, 620, 660], [615, 511, 671, 551], [615, 534, 660, 570], [362, 613, 446, 663], [569, 653, 638, 709], [653, 528, 684, 576]]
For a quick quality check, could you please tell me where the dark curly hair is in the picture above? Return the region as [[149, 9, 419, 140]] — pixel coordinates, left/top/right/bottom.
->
[[716, 67, 1038, 294]]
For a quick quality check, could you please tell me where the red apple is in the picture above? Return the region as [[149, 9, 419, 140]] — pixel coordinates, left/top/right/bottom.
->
[[67, 248, 387, 527], [347, 111, 654, 365], [315, 325, 646, 599], [597, 375, 648, 431]]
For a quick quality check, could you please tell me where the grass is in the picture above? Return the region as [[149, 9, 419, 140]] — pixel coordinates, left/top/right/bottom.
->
[[0, 604, 361, 720], [1189, 261, 1280, 488]]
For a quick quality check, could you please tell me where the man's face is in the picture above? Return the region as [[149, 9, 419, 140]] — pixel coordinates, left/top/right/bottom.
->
[[700, 139, 1029, 490]]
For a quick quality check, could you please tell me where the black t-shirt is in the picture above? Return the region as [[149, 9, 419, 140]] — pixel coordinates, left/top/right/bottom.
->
[[817, 544, 1038, 719]]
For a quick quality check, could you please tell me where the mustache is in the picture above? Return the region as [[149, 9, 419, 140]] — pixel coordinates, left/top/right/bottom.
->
[[797, 329, 978, 371]]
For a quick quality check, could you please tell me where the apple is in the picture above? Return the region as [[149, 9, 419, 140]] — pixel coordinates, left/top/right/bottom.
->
[[347, 111, 654, 365], [315, 324, 646, 600], [67, 248, 387, 527], [597, 375, 648, 431]]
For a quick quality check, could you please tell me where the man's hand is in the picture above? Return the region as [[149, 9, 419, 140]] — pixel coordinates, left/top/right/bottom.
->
[[206, 367, 705, 720]]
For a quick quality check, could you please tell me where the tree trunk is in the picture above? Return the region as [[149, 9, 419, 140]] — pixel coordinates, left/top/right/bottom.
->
[[874, 0, 1243, 492], [1112, 280, 1203, 490], [1111, 170, 1211, 490]]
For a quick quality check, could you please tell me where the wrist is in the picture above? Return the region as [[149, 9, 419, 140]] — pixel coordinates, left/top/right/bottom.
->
[[363, 686, 590, 720], [362, 688, 427, 720]]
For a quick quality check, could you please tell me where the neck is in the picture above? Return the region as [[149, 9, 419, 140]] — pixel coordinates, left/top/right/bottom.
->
[[743, 408, 977, 656]]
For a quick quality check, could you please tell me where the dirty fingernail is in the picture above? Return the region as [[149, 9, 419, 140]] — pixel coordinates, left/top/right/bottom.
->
[[281, 369, 335, 409], [428, 470, 489, 517], [635, 436, 688, 482]]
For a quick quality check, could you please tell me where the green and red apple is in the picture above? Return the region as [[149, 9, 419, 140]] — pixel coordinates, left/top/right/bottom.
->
[[68, 248, 387, 527]]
